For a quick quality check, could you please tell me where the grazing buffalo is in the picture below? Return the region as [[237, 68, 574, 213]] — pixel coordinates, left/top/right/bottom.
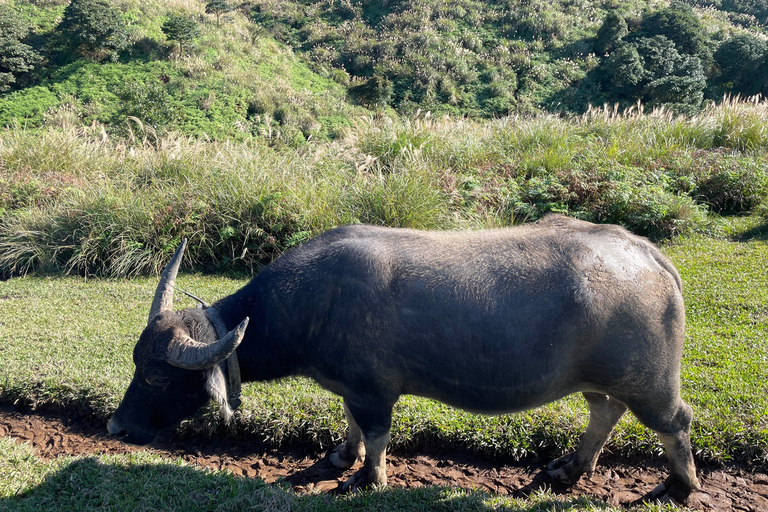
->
[[107, 215, 700, 503]]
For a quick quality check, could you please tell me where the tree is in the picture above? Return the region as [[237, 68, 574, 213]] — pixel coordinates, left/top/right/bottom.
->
[[57, 0, 128, 61], [205, 0, 232, 26], [603, 43, 644, 96], [594, 12, 628, 55], [635, 2, 710, 67], [644, 61, 705, 114], [162, 14, 200, 56], [713, 33, 768, 95], [601, 36, 706, 113], [0, 5, 44, 91], [634, 36, 681, 80]]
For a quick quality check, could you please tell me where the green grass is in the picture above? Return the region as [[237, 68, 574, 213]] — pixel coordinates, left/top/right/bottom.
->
[[3, 100, 768, 278], [1, 96, 767, 511], [0, 0, 364, 142]]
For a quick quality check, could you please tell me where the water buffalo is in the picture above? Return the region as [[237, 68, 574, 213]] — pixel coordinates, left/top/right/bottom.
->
[[107, 215, 700, 503]]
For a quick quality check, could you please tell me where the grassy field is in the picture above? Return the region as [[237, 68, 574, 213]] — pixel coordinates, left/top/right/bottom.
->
[[1, 101, 768, 510], [0, 436, 682, 512], [3, 98, 768, 278], [0, 218, 766, 511]]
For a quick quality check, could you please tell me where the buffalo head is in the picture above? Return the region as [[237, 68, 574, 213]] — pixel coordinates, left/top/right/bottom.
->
[[107, 240, 249, 445]]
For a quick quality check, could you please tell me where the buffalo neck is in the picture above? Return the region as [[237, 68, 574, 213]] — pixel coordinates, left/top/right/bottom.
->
[[211, 278, 304, 383]]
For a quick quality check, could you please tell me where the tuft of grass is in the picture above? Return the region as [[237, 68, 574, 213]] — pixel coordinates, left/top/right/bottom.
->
[[3, 97, 768, 277]]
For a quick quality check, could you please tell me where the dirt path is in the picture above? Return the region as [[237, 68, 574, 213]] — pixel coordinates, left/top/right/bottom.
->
[[1, 404, 766, 511]]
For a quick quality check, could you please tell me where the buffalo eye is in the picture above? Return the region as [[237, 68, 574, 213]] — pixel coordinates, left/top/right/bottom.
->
[[145, 375, 170, 387]]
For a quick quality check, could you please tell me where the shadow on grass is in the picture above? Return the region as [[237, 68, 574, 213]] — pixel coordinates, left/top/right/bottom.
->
[[731, 218, 768, 242], [0, 457, 602, 512]]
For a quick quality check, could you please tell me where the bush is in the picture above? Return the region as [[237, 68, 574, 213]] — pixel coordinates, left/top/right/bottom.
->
[[697, 169, 766, 213], [115, 80, 182, 136], [594, 11, 627, 55], [0, 5, 44, 92], [349, 76, 394, 108], [0, 85, 60, 127], [57, 0, 128, 61], [600, 36, 706, 112], [161, 14, 201, 56], [635, 1, 710, 64], [713, 33, 768, 96], [603, 43, 644, 96]]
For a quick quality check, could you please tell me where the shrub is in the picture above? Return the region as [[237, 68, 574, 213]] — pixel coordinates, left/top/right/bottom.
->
[[349, 76, 394, 108], [162, 14, 200, 56], [601, 36, 706, 112], [594, 11, 627, 55], [713, 33, 768, 96], [0, 5, 44, 92], [0, 86, 60, 127], [57, 0, 128, 61], [115, 80, 182, 136], [603, 43, 644, 96], [693, 164, 768, 213], [635, 1, 710, 64]]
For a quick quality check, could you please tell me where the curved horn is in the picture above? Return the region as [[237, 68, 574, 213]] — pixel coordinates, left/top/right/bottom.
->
[[166, 317, 249, 370], [148, 239, 187, 324]]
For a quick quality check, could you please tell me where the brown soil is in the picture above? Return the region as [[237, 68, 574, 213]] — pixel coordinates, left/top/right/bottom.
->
[[1, 404, 766, 511]]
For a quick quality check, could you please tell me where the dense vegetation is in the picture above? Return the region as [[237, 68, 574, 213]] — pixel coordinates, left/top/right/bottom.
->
[[1, 221, 766, 481], [2, 5, 768, 510], [0, 0, 364, 143], [2, 0, 768, 137], [2, 98, 768, 277]]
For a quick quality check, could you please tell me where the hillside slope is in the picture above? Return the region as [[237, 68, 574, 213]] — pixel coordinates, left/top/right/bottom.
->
[[2, 0, 768, 138], [0, 0, 365, 142]]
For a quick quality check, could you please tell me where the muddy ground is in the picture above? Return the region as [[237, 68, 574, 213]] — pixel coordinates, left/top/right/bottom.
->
[[1, 404, 766, 511]]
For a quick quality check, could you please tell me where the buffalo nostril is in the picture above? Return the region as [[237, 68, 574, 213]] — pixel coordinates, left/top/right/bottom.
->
[[106, 417, 127, 437]]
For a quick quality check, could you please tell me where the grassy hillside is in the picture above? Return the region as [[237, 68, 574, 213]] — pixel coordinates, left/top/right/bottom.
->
[[252, 0, 768, 116], [0, 0, 364, 143], [2, 0, 768, 138]]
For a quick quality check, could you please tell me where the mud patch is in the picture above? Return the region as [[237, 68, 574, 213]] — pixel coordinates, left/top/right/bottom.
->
[[1, 404, 766, 510]]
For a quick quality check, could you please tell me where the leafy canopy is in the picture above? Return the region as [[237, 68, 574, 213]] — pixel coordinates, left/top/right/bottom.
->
[[161, 14, 200, 55], [206, 0, 233, 26], [713, 33, 768, 95], [0, 5, 44, 91], [57, 0, 128, 61]]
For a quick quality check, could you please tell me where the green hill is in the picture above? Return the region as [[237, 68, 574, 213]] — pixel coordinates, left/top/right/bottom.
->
[[0, 0, 364, 143], [2, 0, 768, 139]]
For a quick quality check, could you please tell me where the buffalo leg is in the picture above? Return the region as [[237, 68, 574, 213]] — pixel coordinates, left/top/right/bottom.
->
[[630, 399, 701, 503], [339, 400, 392, 492], [330, 400, 366, 469], [547, 392, 627, 483]]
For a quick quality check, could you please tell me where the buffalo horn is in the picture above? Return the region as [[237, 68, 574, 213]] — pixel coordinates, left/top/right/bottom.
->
[[166, 317, 249, 370], [148, 239, 187, 324]]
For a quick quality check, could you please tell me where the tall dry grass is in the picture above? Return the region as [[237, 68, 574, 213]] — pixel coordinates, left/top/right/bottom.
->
[[2, 96, 767, 276]]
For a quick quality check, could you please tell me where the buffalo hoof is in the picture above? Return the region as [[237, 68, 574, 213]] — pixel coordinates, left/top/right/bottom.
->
[[648, 476, 694, 505], [329, 442, 363, 469], [545, 453, 585, 485], [341, 468, 386, 493]]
